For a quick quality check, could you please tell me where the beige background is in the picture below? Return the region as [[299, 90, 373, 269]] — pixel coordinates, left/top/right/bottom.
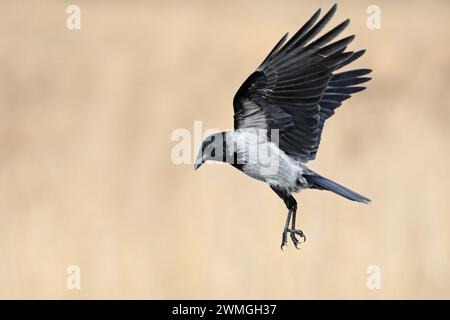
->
[[0, 0, 449, 299]]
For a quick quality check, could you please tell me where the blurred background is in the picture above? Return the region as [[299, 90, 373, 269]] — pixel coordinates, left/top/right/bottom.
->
[[0, 0, 449, 299]]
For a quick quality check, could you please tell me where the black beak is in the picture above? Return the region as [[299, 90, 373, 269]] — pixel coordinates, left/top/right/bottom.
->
[[194, 152, 204, 171], [194, 161, 203, 170]]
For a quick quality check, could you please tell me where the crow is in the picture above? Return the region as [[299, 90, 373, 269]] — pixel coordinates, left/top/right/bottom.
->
[[194, 4, 371, 249]]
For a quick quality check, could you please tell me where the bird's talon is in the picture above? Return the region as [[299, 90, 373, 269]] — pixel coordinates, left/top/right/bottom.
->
[[293, 229, 306, 242], [280, 232, 288, 250], [280, 229, 306, 249], [290, 232, 300, 249], [289, 229, 306, 247]]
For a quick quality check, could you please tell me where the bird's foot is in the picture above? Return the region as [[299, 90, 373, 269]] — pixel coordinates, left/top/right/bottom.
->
[[289, 229, 306, 249], [281, 229, 306, 250]]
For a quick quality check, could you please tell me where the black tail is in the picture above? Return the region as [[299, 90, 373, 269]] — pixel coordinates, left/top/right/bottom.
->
[[305, 173, 371, 204]]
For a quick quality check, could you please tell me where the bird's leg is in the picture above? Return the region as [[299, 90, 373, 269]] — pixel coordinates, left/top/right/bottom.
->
[[271, 187, 306, 249], [289, 204, 306, 248], [281, 208, 293, 249]]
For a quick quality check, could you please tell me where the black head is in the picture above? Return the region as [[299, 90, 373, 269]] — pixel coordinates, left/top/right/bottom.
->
[[194, 132, 226, 170]]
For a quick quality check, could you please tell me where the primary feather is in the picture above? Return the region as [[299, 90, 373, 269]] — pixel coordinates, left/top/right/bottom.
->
[[233, 3, 372, 162]]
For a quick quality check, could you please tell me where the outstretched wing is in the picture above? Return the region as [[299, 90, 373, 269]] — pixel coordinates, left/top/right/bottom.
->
[[233, 4, 371, 162]]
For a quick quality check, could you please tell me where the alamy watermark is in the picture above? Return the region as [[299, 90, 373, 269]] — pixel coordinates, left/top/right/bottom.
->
[[66, 5, 81, 30], [367, 5, 381, 30], [366, 265, 381, 290], [66, 265, 81, 290]]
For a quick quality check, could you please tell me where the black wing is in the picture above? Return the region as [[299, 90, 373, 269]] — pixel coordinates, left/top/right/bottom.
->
[[233, 4, 372, 162]]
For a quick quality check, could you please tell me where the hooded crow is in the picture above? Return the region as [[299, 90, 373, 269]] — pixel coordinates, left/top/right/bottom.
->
[[194, 4, 371, 249]]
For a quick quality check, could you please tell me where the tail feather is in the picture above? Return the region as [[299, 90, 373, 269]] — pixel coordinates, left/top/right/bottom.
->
[[305, 173, 371, 204]]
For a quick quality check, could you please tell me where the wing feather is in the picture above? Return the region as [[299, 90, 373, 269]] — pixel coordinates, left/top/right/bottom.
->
[[233, 4, 372, 161]]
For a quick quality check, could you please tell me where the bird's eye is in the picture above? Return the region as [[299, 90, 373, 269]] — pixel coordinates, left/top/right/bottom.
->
[[211, 148, 216, 157]]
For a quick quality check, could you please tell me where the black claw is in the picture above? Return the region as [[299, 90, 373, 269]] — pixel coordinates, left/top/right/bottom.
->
[[293, 229, 306, 242], [281, 231, 288, 250], [290, 233, 300, 249], [296, 230, 306, 242], [281, 229, 306, 249]]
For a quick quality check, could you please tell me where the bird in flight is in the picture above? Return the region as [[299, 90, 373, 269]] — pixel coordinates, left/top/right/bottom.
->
[[194, 4, 371, 249]]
